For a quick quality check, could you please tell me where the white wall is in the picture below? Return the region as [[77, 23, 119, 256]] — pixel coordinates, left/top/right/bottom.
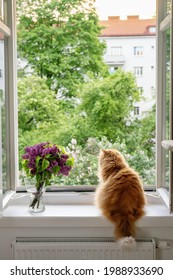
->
[[0, 194, 173, 260], [0, 222, 173, 259]]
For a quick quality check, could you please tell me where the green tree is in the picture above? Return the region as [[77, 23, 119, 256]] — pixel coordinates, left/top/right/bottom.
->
[[74, 69, 140, 143], [18, 75, 61, 132], [17, 0, 107, 97], [18, 75, 77, 163], [125, 105, 156, 157]]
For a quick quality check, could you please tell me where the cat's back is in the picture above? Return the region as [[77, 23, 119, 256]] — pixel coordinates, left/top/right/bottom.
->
[[108, 166, 143, 190], [114, 166, 141, 180]]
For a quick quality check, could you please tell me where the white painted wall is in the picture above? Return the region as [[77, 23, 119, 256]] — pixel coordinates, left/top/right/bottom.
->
[[0, 193, 173, 260]]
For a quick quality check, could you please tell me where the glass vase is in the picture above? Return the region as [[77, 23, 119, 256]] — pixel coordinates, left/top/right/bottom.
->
[[26, 182, 46, 214]]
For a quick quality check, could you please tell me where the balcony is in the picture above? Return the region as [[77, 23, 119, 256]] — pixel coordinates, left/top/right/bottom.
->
[[104, 54, 125, 65]]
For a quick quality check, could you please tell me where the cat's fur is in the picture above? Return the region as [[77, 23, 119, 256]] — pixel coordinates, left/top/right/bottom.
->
[[94, 149, 146, 249]]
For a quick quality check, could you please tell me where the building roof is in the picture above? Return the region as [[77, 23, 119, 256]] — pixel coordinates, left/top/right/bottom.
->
[[99, 16, 156, 37]]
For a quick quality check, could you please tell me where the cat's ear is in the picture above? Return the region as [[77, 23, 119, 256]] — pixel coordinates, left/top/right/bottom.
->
[[100, 149, 106, 154]]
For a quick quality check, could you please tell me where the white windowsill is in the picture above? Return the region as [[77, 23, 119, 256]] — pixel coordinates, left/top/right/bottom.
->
[[0, 191, 173, 228]]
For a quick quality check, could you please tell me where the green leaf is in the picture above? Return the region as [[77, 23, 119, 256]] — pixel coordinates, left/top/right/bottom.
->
[[52, 165, 60, 174], [41, 159, 50, 171], [66, 157, 74, 166], [36, 173, 41, 182], [22, 159, 28, 168], [43, 170, 52, 181], [36, 156, 41, 168], [59, 146, 66, 153]]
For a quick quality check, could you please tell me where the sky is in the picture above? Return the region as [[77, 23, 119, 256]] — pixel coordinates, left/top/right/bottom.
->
[[95, 0, 156, 20]]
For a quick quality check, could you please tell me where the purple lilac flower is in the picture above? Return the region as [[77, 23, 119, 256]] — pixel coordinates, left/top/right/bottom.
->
[[22, 153, 29, 160], [46, 160, 59, 172], [22, 142, 74, 184], [56, 154, 69, 166], [27, 159, 35, 169], [59, 165, 72, 176]]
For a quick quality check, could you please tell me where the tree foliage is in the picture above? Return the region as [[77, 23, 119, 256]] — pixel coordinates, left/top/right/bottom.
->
[[18, 71, 155, 185], [17, 1, 156, 186], [75, 69, 140, 142], [18, 75, 61, 132], [18, 75, 76, 164], [17, 0, 107, 96], [49, 137, 155, 186], [125, 105, 156, 158]]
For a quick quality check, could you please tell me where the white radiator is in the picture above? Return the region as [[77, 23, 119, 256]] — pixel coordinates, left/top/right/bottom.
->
[[12, 238, 156, 260]]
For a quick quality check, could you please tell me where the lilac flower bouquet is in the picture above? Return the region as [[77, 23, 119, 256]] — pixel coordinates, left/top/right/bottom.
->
[[22, 142, 74, 210]]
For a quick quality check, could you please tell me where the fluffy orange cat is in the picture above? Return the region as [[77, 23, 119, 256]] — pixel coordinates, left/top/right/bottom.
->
[[94, 149, 146, 249]]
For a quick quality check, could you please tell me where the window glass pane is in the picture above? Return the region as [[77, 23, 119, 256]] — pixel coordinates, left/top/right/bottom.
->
[[0, 0, 7, 24], [17, 0, 156, 188], [110, 46, 122, 56], [164, 28, 171, 191], [0, 1, 4, 21], [134, 106, 140, 116], [134, 46, 143, 56], [0, 31, 8, 194], [167, 0, 171, 15], [148, 26, 156, 33], [134, 66, 143, 76]]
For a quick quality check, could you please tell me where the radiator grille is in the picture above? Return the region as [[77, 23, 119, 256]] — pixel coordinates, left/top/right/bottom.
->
[[12, 238, 155, 260]]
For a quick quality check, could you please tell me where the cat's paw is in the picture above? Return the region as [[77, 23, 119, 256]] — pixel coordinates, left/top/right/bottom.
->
[[118, 236, 136, 250]]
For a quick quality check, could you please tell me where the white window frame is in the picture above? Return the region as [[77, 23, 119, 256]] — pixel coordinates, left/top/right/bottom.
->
[[156, 0, 173, 213], [0, 0, 4, 21], [0, 0, 18, 215], [1, 0, 173, 216]]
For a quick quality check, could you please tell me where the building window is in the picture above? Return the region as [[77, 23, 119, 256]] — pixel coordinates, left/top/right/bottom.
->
[[134, 106, 140, 116], [110, 46, 122, 56], [134, 46, 143, 56], [109, 66, 119, 73], [134, 66, 143, 76], [149, 26, 156, 33], [0, 69, 2, 78]]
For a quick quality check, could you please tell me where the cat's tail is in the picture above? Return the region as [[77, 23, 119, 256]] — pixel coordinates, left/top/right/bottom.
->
[[117, 236, 136, 249], [114, 214, 136, 249]]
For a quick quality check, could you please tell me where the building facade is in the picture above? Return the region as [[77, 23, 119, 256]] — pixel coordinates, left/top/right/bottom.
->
[[99, 16, 156, 117]]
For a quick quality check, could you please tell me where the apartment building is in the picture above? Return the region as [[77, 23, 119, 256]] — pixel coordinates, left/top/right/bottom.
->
[[99, 15, 156, 117]]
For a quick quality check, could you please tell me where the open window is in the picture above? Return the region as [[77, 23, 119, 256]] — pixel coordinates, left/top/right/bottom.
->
[[156, 0, 173, 213], [1, 0, 173, 214], [0, 0, 18, 215]]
